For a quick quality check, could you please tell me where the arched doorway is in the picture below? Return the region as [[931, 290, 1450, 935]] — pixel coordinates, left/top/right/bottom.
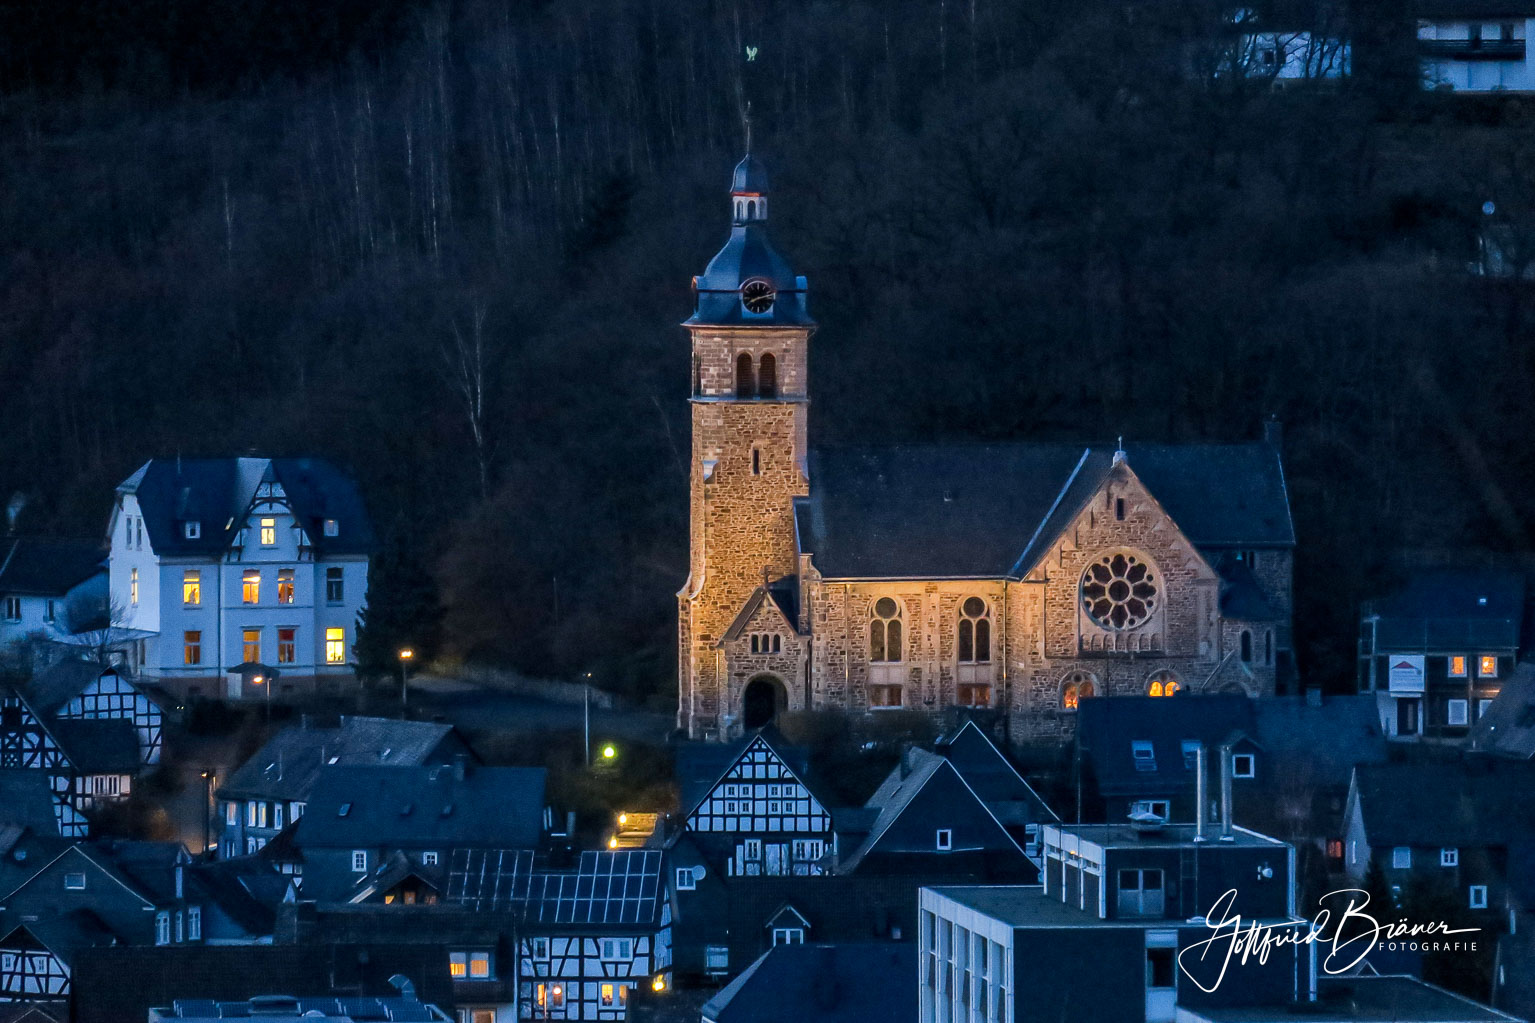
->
[[742, 675, 787, 730]]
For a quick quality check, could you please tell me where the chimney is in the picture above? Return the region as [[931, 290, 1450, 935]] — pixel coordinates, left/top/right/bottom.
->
[[565, 810, 576, 836], [453, 754, 468, 782], [1194, 743, 1207, 842], [1263, 416, 1283, 449], [1219, 745, 1235, 842]]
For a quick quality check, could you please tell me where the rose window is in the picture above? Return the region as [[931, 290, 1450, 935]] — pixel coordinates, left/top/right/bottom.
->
[[1081, 551, 1158, 630]]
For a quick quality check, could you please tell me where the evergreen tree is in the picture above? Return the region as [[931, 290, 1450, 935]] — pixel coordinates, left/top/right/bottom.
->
[[353, 536, 444, 680]]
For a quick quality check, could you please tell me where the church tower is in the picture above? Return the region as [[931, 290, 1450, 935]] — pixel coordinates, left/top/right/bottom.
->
[[677, 154, 813, 740]]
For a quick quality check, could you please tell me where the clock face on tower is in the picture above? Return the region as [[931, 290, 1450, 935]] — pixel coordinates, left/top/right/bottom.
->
[[741, 279, 776, 314]]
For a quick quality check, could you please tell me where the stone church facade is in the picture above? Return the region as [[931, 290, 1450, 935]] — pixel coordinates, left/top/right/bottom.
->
[[677, 156, 1295, 743]]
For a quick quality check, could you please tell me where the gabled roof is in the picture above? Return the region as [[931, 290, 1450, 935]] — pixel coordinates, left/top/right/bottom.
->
[[218, 716, 462, 803], [116, 457, 375, 558], [295, 764, 545, 849], [837, 749, 1025, 874], [1468, 664, 1535, 758], [701, 942, 916, 1023], [1364, 568, 1525, 652], [25, 661, 121, 716], [1077, 694, 1257, 798], [719, 582, 800, 644], [1351, 759, 1535, 848], [677, 727, 817, 820], [0, 910, 124, 967], [1215, 555, 1280, 621], [794, 442, 1293, 579], [0, 537, 105, 597], [934, 720, 1059, 821], [185, 858, 282, 936]]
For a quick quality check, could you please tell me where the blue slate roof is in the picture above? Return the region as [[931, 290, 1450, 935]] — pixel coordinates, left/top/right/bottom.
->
[[795, 442, 1293, 579], [0, 537, 105, 596], [1364, 568, 1525, 652], [116, 457, 375, 558], [295, 764, 545, 849], [1077, 694, 1256, 799], [217, 716, 464, 803], [701, 942, 916, 1023], [687, 156, 812, 328], [675, 727, 816, 819]]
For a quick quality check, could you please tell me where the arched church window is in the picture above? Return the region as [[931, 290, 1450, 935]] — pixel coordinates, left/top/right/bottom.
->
[[1062, 671, 1097, 711], [1147, 670, 1181, 698], [1240, 630, 1253, 663], [758, 353, 777, 398], [958, 597, 991, 664], [870, 597, 903, 663], [736, 353, 755, 398], [747, 200, 756, 219], [1081, 551, 1158, 630]]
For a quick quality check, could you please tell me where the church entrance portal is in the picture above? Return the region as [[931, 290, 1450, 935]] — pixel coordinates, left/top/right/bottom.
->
[[742, 675, 787, 730]]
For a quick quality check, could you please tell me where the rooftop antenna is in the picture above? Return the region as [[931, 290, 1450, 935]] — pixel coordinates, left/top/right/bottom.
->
[[1113, 436, 1126, 464]]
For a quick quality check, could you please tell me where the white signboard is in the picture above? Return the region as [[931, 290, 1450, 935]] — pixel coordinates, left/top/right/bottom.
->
[[1388, 655, 1425, 694]]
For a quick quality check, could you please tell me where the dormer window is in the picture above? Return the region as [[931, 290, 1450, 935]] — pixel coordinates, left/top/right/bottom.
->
[[1132, 740, 1156, 772], [184, 521, 201, 539]]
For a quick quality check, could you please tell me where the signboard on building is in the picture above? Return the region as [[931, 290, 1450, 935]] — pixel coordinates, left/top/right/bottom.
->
[[1388, 655, 1425, 694]]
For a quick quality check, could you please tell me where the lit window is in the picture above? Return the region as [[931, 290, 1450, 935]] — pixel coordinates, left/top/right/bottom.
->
[[184, 631, 202, 666], [351, 850, 367, 872], [325, 566, 344, 603], [449, 952, 466, 978], [1447, 699, 1469, 727], [602, 983, 616, 1006], [958, 597, 991, 664], [1449, 655, 1468, 677], [224, 802, 237, 826], [1062, 671, 1096, 710], [242, 628, 261, 663], [1441, 848, 1459, 867], [130, 567, 139, 606], [64, 872, 86, 890], [1147, 670, 1181, 698], [469, 951, 492, 978], [183, 570, 201, 605], [277, 628, 296, 664], [676, 867, 697, 891], [1470, 885, 1488, 909], [870, 597, 903, 662], [936, 829, 953, 851], [1479, 655, 1498, 678], [260, 518, 276, 545], [324, 518, 339, 537], [1392, 847, 1411, 869], [247, 802, 258, 827], [1326, 839, 1344, 860], [242, 570, 260, 604], [325, 627, 346, 664], [1232, 753, 1256, 778], [277, 569, 295, 604]]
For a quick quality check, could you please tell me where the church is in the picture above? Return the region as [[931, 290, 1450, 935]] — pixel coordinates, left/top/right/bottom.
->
[[676, 155, 1295, 743]]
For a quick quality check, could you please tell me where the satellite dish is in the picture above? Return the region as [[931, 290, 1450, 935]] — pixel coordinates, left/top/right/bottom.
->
[[1483, 200, 1497, 216]]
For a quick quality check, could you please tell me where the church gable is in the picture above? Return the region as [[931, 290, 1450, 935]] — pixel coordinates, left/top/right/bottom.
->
[[686, 735, 831, 837], [718, 586, 799, 650], [1027, 459, 1221, 662]]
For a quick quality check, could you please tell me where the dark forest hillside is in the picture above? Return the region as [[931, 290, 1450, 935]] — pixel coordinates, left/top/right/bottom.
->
[[1, 0, 1533, 698]]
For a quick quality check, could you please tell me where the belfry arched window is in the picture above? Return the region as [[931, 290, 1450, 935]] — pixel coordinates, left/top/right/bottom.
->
[[1147, 670, 1181, 698], [958, 597, 991, 664], [758, 353, 777, 398], [736, 353, 755, 398], [1241, 630, 1253, 663], [870, 597, 903, 663], [1062, 671, 1098, 711]]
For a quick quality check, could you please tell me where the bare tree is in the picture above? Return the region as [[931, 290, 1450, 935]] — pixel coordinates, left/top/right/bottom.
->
[[57, 592, 132, 669], [443, 299, 495, 500]]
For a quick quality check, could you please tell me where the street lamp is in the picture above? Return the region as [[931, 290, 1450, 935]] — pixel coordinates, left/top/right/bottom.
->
[[253, 674, 269, 722], [398, 648, 415, 714], [200, 769, 216, 856], [601, 744, 617, 761]]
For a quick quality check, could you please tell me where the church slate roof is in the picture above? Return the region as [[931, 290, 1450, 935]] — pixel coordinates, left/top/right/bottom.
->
[[794, 442, 1293, 580], [116, 457, 375, 558]]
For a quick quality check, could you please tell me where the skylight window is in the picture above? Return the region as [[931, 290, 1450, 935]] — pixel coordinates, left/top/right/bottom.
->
[[338, 802, 352, 817], [1132, 741, 1156, 772]]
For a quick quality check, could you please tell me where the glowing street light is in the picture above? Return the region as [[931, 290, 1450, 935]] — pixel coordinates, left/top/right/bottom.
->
[[398, 648, 415, 713], [652, 974, 667, 993], [602, 744, 617, 760]]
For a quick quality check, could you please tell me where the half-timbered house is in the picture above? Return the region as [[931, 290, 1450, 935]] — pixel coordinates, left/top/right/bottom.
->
[[0, 684, 140, 837], [26, 661, 163, 767]]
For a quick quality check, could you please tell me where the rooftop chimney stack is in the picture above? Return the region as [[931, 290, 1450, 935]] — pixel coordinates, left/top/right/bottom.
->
[[1219, 744, 1235, 842], [1194, 743, 1207, 842]]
